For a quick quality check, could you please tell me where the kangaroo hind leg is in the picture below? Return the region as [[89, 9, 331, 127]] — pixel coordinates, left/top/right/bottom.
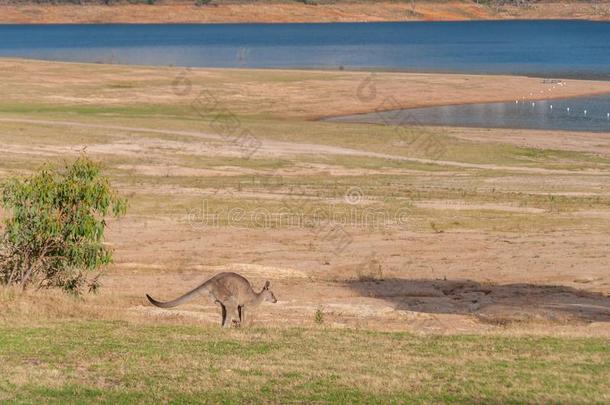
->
[[238, 306, 246, 326], [225, 304, 240, 328], [218, 302, 227, 327]]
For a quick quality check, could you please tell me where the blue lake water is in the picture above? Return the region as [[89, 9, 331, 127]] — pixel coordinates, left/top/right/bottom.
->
[[1, 21, 610, 78], [327, 94, 610, 133], [1, 21, 610, 132]]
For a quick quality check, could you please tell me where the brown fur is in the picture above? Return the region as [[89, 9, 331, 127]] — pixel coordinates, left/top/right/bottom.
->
[[146, 272, 277, 327]]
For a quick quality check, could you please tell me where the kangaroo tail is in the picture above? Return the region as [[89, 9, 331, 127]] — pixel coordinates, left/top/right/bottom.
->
[[146, 284, 208, 309]]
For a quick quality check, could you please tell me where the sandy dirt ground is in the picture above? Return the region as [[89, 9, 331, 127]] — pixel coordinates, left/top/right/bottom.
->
[[444, 126, 610, 156], [104, 218, 610, 334], [1, 1, 610, 24], [3, 117, 610, 175], [0, 59, 609, 337], [3, 58, 610, 120], [1, 116, 608, 336]]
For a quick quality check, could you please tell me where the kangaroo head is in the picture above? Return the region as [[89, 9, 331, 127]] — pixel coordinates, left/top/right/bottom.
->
[[261, 280, 277, 303]]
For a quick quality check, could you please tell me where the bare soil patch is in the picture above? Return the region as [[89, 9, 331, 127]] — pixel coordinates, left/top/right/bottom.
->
[[1, 1, 609, 24], [1, 60, 609, 337], [3, 59, 610, 120]]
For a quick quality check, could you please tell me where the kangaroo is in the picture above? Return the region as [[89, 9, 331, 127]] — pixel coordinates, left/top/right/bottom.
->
[[146, 272, 277, 327]]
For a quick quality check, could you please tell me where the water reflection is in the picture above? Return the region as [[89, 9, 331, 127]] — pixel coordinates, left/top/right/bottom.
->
[[329, 95, 610, 133]]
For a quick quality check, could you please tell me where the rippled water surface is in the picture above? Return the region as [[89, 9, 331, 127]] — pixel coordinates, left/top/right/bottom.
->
[[1, 21, 610, 78]]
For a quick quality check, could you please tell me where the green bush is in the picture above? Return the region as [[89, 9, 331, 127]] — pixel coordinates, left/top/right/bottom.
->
[[314, 307, 325, 325], [0, 156, 127, 294]]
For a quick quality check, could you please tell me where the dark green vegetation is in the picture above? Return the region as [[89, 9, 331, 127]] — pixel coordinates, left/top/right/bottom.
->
[[0, 157, 126, 294]]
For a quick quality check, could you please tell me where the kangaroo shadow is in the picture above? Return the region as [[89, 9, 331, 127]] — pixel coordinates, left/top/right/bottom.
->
[[344, 278, 610, 324]]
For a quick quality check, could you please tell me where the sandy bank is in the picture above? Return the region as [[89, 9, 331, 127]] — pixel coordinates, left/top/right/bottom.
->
[[1, 1, 609, 24]]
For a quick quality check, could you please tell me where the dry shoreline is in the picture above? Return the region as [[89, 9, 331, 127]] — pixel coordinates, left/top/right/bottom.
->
[[1, 57, 610, 340], [3, 57, 610, 121], [1, 1, 610, 24], [320, 88, 610, 122]]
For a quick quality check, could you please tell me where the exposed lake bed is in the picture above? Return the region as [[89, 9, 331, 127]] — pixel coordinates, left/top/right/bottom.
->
[[2, 20, 610, 132], [1, 15, 610, 403]]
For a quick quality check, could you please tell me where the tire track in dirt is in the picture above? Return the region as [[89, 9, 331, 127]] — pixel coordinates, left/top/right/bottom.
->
[[2, 117, 609, 176]]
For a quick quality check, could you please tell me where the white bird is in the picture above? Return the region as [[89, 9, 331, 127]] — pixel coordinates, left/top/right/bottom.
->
[[515, 100, 519, 104], [607, 113, 609, 119], [550, 105, 553, 110], [584, 110, 587, 115], [567, 107, 570, 112], [531, 102, 536, 107]]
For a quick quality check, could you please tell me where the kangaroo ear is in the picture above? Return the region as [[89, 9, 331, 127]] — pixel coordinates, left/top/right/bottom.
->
[[264, 281, 270, 290]]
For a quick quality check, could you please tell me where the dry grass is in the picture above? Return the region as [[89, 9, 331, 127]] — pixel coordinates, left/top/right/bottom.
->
[[1, 1, 609, 24], [0, 58, 609, 402], [3, 58, 610, 120]]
